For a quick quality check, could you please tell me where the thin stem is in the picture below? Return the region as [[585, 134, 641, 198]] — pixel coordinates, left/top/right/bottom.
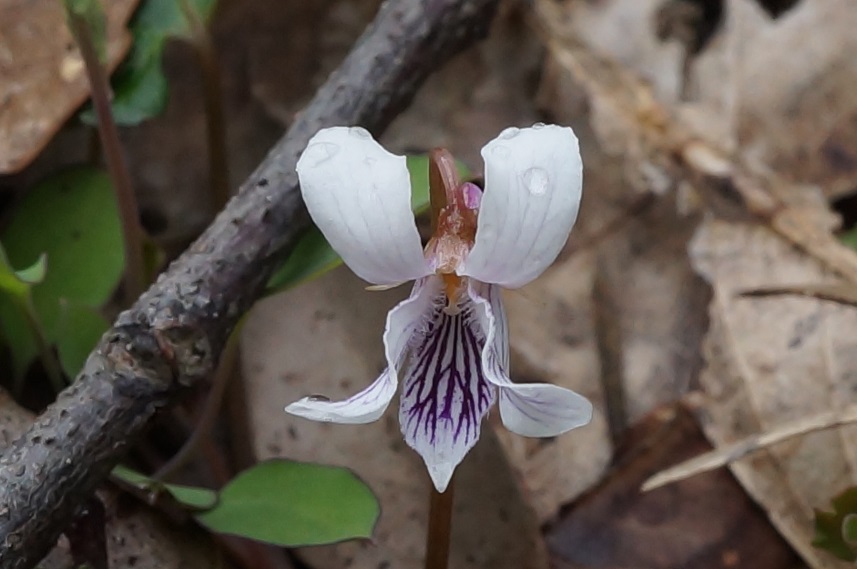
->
[[153, 325, 241, 482], [66, 10, 147, 300], [19, 297, 64, 393], [425, 477, 455, 569], [181, 0, 230, 211]]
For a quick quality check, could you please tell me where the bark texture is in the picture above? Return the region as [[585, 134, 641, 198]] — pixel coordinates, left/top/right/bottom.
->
[[0, 0, 499, 566]]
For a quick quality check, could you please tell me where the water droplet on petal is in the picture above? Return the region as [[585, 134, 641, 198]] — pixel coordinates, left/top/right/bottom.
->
[[522, 167, 549, 196], [349, 126, 371, 139], [492, 145, 511, 159], [364, 156, 377, 166], [303, 142, 340, 167], [532, 122, 546, 129], [308, 394, 331, 402], [498, 127, 520, 140]]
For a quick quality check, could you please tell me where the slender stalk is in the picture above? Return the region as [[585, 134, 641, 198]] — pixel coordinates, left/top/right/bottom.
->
[[181, 0, 230, 211], [66, 10, 147, 299], [153, 324, 241, 481], [425, 477, 455, 569], [18, 297, 64, 393]]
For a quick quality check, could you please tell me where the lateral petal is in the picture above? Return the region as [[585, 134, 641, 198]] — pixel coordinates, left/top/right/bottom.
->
[[297, 126, 431, 285], [399, 293, 496, 492], [285, 277, 441, 424], [467, 282, 592, 437], [460, 124, 583, 288]]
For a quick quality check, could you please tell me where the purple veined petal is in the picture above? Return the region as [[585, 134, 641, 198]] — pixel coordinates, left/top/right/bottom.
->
[[459, 124, 583, 289], [297, 126, 432, 285], [399, 289, 496, 492], [467, 281, 593, 437], [285, 277, 442, 424]]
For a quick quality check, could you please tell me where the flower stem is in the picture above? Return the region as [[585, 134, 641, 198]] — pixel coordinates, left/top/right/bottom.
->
[[425, 477, 455, 569], [66, 9, 147, 300], [180, 0, 230, 211], [152, 324, 241, 481]]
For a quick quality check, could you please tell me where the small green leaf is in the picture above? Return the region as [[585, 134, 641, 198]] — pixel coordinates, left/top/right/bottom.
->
[[814, 487, 857, 561], [196, 460, 379, 547], [112, 465, 218, 510], [264, 228, 342, 294], [81, 0, 218, 125], [14, 255, 47, 286], [0, 246, 45, 299], [264, 155, 470, 294]]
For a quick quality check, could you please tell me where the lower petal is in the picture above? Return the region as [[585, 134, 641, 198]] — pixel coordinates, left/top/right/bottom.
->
[[285, 369, 397, 424], [497, 383, 592, 437], [467, 281, 593, 438], [399, 297, 495, 492], [285, 277, 441, 424]]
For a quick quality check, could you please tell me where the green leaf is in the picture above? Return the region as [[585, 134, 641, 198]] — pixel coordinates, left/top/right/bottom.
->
[[264, 155, 470, 294], [264, 228, 341, 294], [3, 167, 124, 310], [814, 487, 857, 561], [81, 0, 218, 125], [0, 246, 45, 299], [196, 460, 379, 546], [53, 300, 108, 378], [1, 167, 124, 377], [112, 465, 218, 510]]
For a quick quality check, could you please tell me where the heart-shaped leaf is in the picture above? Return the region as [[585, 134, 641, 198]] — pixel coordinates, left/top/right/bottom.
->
[[196, 460, 379, 546]]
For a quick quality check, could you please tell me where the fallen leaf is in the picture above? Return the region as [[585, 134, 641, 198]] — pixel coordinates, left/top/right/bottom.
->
[[548, 403, 803, 569], [0, 0, 139, 174], [689, 218, 857, 568]]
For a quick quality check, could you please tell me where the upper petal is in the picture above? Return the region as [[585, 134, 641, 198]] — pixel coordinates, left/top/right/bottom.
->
[[284, 277, 441, 424], [467, 281, 592, 437], [459, 124, 583, 288], [297, 126, 431, 285]]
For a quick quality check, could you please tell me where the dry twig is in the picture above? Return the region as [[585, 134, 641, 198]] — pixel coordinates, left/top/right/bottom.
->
[[0, 1, 499, 566]]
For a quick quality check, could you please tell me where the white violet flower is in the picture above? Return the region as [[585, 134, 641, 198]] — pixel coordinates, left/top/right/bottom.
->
[[285, 124, 593, 492]]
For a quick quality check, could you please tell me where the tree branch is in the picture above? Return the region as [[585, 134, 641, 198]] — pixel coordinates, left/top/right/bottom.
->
[[0, 1, 499, 566]]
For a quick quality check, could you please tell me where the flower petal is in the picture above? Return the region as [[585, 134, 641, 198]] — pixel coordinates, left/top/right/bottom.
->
[[284, 370, 397, 424], [285, 277, 441, 424], [460, 124, 583, 288], [297, 126, 431, 285], [399, 293, 496, 492], [467, 282, 592, 437]]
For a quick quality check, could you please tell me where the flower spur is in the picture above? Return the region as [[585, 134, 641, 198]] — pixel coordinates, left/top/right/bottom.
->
[[286, 124, 593, 492]]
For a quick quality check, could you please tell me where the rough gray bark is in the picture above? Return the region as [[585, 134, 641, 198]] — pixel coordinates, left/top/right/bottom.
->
[[0, 0, 499, 566]]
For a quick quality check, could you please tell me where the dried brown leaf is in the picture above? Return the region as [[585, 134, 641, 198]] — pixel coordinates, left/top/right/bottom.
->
[[689, 218, 857, 568], [0, 0, 138, 174]]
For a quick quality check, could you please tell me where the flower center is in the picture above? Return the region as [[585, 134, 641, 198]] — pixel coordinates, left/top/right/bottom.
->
[[424, 149, 481, 312]]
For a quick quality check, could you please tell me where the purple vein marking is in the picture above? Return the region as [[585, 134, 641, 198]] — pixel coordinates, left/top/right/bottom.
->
[[401, 302, 494, 449]]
